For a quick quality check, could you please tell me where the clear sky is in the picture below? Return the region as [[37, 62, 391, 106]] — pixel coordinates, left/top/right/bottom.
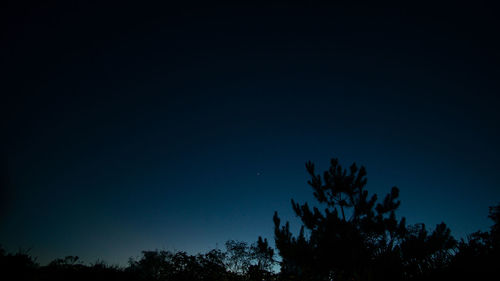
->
[[2, 2, 499, 266]]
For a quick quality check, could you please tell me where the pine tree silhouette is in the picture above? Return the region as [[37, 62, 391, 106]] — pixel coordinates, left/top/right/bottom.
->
[[273, 158, 456, 281]]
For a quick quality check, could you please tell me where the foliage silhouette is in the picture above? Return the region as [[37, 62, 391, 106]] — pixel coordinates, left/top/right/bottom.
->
[[273, 158, 456, 281], [225, 240, 251, 275], [0, 247, 38, 281], [448, 202, 500, 280], [0, 158, 498, 281], [250, 236, 275, 273], [125, 237, 275, 281]]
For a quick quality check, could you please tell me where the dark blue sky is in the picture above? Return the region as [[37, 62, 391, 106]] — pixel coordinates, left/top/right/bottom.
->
[[2, 2, 499, 265]]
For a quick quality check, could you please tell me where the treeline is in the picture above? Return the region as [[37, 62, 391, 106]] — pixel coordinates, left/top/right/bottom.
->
[[1, 158, 499, 281], [272, 159, 500, 281], [0, 238, 274, 281]]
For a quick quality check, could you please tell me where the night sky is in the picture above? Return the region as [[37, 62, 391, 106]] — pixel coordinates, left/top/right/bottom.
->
[[2, 2, 499, 266]]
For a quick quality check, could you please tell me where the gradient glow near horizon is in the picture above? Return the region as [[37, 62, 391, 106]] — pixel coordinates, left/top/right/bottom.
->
[[1, 2, 499, 266]]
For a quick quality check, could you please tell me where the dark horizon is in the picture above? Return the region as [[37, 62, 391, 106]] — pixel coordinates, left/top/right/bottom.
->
[[2, 2, 500, 266]]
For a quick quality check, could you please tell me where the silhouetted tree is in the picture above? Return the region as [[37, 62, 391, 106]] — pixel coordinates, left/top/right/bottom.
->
[[248, 237, 275, 281], [399, 222, 456, 280], [197, 249, 228, 281], [128, 250, 174, 281], [250, 237, 275, 272], [225, 240, 252, 277], [48, 255, 80, 267], [0, 247, 38, 281], [450, 202, 500, 280], [127, 248, 232, 281], [489, 203, 500, 248], [273, 158, 456, 281]]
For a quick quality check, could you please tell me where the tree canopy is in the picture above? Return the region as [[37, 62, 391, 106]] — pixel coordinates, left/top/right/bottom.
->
[[273, 158, 457, 281]]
